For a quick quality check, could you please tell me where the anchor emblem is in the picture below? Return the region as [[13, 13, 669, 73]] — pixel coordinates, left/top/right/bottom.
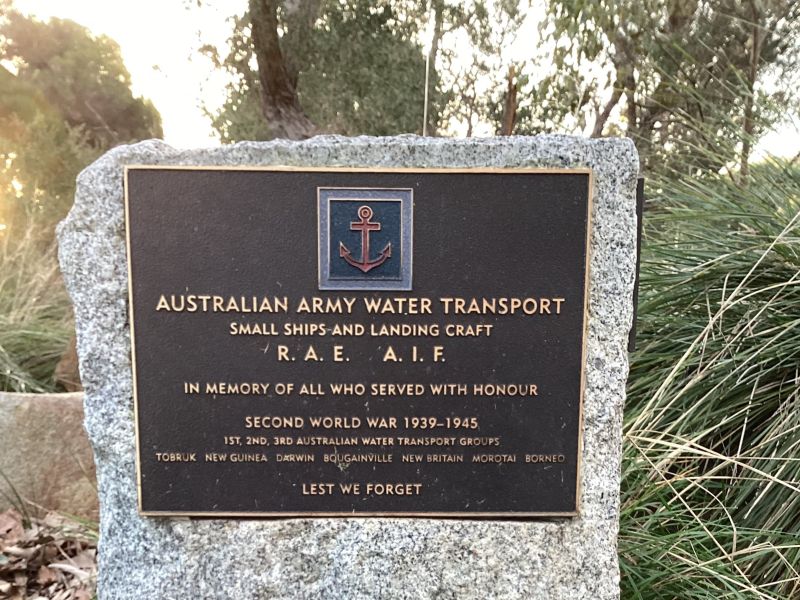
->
[[339, 205, 392, 273]]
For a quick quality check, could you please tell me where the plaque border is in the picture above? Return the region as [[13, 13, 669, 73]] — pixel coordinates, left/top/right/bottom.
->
[[123, 165, 594, 519], [317, 188, 414, 290]]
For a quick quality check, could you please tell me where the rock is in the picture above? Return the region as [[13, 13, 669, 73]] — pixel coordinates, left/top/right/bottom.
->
[[0, 392, 97, 519], [57, 135, 638, 599]]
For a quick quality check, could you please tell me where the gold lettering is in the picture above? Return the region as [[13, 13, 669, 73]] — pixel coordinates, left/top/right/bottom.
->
[[333, 345, 345, 361]]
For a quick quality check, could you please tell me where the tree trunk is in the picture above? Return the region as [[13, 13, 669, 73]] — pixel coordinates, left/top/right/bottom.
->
[[248, 0, 316, 140], [595, 36, 630, 138], [592, 85, 623, 137], [424, 1, 444, 136], [500, 65, 518, 136], [740, 1, 763, 183], [624, 71, 637, 139]]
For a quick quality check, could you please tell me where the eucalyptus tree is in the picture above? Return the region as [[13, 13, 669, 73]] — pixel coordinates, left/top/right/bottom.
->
[[0, 4, 162, 225], [202, 0, 532, 141], [520, 0, 799, 176], [205, 0, 434, 141]]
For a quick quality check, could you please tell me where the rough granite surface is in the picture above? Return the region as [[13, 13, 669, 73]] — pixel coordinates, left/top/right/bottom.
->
[[57, 136, 639, 600]]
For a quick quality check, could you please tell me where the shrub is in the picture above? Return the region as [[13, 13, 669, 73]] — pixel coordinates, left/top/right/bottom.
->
[[621, 160, 800, 599], [0, 220, 73, 392]]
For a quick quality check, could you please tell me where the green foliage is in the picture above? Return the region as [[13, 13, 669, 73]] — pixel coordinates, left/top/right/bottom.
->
[[526, 0, 800, 174], [0, 5, 163, 391], [293, 2, 428, 136], [0, 8, 162, 226], [621, 161, 800, 598], [1, 12, 162, 149], [0, 221, 73, 393], [435, 0, 525, 136], [206, 1, 432, 141], [0, 91, 97, 227]]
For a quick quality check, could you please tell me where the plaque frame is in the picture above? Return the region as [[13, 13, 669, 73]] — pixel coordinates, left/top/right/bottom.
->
[[123, 165, 594, 518]]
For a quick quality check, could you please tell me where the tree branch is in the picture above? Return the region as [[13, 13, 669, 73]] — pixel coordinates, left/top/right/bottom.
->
[[740, 0, 764, 183], [591, 85, 623, 137]]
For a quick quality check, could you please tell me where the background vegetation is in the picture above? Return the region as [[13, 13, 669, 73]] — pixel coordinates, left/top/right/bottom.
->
[[1, 0, 799, 598], [0, 1, 161, 391], [622, 159, 800, 599]]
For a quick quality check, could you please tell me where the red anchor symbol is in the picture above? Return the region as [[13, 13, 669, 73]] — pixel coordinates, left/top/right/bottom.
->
[[339, 205, 392, 273]]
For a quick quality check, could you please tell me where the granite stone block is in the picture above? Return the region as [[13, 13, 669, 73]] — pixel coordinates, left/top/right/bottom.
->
[[58, 135, 638, 599]]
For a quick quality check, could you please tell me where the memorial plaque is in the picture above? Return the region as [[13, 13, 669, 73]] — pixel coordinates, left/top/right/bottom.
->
[[124, 166, 592, 517]]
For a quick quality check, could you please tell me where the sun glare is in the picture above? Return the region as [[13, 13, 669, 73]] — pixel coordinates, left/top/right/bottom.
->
[[10, 179, 23, 197]]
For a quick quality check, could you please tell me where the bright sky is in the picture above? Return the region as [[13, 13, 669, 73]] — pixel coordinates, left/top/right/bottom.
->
[[11, 0, 800, 158]]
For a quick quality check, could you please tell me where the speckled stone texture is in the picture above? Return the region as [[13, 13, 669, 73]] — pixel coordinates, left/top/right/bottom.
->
[[58, 136, 638, 600]]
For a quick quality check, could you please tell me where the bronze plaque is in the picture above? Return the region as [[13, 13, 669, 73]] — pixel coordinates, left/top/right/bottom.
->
[[124, 166, 592, 517]]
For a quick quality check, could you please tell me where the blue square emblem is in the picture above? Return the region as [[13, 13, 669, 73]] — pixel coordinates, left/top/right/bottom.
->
[[318, 188, 413, 290]]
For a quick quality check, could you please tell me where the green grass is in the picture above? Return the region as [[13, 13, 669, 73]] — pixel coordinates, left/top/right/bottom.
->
[[0, 220, 74, 392], [620, 160, 800, 599]]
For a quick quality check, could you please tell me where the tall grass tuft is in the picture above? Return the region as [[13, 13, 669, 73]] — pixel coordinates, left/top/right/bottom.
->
[[620, 160, 800, 599], [0, 221, 74, 392]]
